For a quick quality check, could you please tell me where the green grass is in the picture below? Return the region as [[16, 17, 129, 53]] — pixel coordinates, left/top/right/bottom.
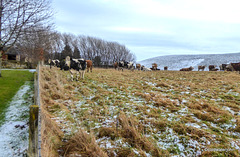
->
[[0, 70, 34, 125]]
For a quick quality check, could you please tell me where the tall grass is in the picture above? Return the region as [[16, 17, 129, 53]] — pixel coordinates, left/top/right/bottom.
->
[[40, 67, 240, 156]]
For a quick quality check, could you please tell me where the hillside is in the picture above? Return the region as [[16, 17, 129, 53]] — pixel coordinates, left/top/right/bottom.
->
[[138, 53, 240, 71]]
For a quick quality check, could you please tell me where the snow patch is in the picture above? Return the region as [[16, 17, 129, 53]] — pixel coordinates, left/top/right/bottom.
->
[[0, 82, 33, 157]]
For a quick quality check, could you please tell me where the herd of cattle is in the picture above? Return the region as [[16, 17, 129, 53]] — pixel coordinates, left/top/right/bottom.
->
[[48, 57, 240, 81], [112, 62, 240, 73], [197, 63, 240, 72], [49, 57, 92, 80]]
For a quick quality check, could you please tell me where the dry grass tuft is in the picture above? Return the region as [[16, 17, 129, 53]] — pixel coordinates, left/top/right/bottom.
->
[[40, 106, 64, 157], [98, 127, 117, 140], [156, 82, 169, 88], [134, 92, 152, 102], [116, 147, 135, 157], [193, 110, 215, 122], [62, 129, 108, 157], [234, 118, 240, 132], [118, 112, 169, 156]]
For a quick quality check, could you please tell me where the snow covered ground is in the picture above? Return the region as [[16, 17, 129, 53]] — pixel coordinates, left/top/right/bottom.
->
[[0, 82, 33, 157]]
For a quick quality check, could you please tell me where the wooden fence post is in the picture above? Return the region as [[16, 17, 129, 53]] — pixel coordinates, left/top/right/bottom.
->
[[28, 105, 39, 157]]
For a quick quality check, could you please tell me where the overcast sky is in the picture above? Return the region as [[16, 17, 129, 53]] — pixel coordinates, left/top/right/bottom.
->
[[52, 0, 240, 61]]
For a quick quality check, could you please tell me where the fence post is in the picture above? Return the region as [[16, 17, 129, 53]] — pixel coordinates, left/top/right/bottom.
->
[[28, 105, 39, 157]]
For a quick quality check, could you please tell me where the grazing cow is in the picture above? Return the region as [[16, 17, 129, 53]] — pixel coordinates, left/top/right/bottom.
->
[[152, 63, 158, 70], [198, 65, 206, 71], [209, 65, 218, 71], [86, 60, 93, 72], [60, 56, 87, 80], [136, 64, 141, 70], [164, 66, 168, 71], [49, 59, 60, 69], [180, 66, 194, 71]]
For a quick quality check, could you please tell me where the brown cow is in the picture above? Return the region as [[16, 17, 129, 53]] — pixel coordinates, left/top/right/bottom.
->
[[86, 60, 93, 72], [136, 63, 141, 70], [164, 66, 168, 70], [152, 63, 158, 70], [113, 62, 118, 70], [180, 66, 194, 71], [209, 65, 218, 71], [198, 65, 205, 71]]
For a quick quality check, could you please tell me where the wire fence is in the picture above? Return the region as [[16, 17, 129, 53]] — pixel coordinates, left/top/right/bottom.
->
[[36, 64, 41, 157]]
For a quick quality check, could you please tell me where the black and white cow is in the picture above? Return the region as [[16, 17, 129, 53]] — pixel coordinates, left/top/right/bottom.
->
[[127, 62, 134, 70], [49, 59, 60, 69], [60, 56, 87, 81], [219, 64, 228, 71], [118, 61, 126, 71]]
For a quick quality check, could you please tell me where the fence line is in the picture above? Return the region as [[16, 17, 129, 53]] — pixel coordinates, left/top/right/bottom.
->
[[37, 64, 41, 157]]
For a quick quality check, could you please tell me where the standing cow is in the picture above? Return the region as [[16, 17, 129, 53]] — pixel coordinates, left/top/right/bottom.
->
[[113, 62, 118, 70], [198, 65, 206, 71], [60, 56, 87, 80], [127, 62, 134, 70], [116, 61, 128, 71], [151, 63, 158, 70], [136, 64, 141, 70], [86, 60, 93, 72]]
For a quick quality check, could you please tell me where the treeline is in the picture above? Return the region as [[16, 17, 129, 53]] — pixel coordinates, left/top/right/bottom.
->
[[15, 30, 136, 66]]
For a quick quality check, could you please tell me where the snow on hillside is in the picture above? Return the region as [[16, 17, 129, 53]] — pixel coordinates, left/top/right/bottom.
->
[[138, 53, 240, 71]]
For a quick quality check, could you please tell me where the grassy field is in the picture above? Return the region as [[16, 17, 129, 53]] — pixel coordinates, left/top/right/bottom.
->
[[0, 70, 34, 125], [40, 67, 240, 157]]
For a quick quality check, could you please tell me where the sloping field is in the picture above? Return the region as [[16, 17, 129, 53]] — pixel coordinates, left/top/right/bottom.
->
[[39, 66, 240, 156]]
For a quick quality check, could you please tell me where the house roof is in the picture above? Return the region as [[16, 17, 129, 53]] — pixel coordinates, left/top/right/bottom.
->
[[5, 47, 21, 55]]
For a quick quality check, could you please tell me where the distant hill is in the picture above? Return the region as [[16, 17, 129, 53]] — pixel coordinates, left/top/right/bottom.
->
[[138, 52, 240, 71]]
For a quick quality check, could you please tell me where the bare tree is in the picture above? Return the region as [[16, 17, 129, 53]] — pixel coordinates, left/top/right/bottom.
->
[[0, 0, 53, 76], [16, 26, 56, 67]]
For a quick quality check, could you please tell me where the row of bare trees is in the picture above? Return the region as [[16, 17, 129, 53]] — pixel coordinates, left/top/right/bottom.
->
[[50, 33, 136, 65], [16, 31, 136, 66]]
